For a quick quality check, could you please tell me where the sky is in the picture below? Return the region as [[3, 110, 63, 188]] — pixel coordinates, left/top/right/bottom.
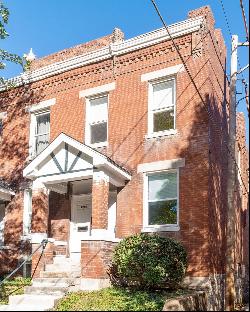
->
[[1, 0, 249, 144]]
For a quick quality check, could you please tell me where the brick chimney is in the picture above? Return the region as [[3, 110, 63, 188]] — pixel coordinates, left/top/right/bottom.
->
[[188, 5, 215, 29], [112, 28, 124, 43]]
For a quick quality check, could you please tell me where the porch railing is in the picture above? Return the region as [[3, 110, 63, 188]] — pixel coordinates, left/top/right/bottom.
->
[[0, 238, 48, 301]]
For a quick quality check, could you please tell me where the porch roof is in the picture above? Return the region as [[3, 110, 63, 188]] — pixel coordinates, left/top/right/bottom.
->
[[0, 179, 15, 201], [23, 133, 131, 187]]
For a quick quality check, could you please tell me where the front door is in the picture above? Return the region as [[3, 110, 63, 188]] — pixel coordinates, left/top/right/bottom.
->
[[70, 194, 92, 254]]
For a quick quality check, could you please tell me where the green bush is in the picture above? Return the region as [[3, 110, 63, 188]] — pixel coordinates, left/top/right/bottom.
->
[[0, 277, 32, 304], [108, 233, 187, 290]]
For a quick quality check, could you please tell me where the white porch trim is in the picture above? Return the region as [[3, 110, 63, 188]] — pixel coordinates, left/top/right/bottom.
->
[[23, 133, 131, 186], [0, 186, 15, 201]]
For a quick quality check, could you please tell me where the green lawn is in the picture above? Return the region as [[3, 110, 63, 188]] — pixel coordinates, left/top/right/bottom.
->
[[53, 287, 190, 311], [0, 277, 32, 304]]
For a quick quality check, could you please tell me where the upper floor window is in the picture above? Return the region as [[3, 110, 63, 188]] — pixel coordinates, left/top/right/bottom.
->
[[149, 77, 176, 135], [143, 169, 179, 231], [86, 94, 108, 147], [28, 98, 55, 159], [35, 112, 50, 155]]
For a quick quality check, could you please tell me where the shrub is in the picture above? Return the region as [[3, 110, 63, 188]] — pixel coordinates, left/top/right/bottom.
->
[[108, 233, 187, 290]]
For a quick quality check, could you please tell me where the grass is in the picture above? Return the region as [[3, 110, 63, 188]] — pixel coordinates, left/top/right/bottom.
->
[[53, 287, 191, 311], [0, 277, 32, 304]]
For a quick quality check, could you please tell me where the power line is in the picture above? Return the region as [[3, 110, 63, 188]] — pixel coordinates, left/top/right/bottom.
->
[[239, 0, 249, 42], [218, 0, 247, 81], [150, 0, 249, 195]]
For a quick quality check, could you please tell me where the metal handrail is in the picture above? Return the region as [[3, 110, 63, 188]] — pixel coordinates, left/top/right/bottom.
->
[[0, 238, 48, 287]]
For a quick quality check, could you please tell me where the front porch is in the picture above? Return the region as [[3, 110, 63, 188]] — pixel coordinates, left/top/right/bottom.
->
[[23, 133, 131, 282]]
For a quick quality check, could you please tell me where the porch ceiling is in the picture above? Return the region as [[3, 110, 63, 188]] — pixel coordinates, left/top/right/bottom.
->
[[23, 133, 131, 187]]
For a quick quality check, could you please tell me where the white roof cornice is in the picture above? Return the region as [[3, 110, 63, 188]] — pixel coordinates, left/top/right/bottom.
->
[[1, 16, 204, 91]]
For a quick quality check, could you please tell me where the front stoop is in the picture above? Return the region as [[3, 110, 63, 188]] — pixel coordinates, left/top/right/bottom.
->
[[0, 256, 81, 311]]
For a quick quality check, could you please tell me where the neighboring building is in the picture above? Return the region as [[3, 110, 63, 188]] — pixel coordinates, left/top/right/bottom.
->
[[0, 5, 248, 308]]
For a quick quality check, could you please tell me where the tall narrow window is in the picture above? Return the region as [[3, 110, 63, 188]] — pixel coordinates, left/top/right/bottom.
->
[[35, 112, 50, 155], [149, 78, 176, 134], [146, 170, 178, 226], [86, 95, 108, 146]]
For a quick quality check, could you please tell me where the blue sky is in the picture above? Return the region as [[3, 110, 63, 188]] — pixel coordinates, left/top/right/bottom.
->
[[1, 0, 249, 144]]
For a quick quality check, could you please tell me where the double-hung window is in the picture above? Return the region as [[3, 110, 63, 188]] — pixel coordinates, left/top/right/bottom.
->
[[86, 94, 108, 146], [35, 112, 50, 155], [144, 170, 179, 230], [149, 77, 176, 135]]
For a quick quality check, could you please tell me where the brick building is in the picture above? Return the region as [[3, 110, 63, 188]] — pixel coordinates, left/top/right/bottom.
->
[[0, 5, 248, 305]]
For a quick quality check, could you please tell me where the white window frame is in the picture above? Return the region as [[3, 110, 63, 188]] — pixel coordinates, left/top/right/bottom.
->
[[23, 189, 32, 236], [29, 110, 50, 158], [85, 93, 108, 148], [143, 169, 180, 232], [146, 76, 177, 139], [28, 98, 55, 159]]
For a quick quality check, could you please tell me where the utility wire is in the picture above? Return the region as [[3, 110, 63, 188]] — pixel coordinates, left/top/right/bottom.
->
[[239, 0, 249, 42], [218, 0, 246, 81], [150, 0, 249, 195]]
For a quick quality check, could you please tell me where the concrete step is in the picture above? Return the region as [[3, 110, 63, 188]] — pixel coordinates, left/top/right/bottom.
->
[[40, 270, 81, 278], [45, 263, 72, 271], [53, 256, 71, 264], [24, 285, 68, 295], [8, 294, 62, 307], [32, 277, 80, 287], [0, 304, 48, 311]]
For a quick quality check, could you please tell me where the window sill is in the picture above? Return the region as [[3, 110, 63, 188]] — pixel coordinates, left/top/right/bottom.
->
[[88, 141, 108, 149], [142, 225, 180, 232], [145, 129, 178, 140]]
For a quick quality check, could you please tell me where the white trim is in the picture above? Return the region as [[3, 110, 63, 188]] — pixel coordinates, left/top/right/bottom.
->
[[79, 82, 115, 98], [23, 133, 131, 182], [23, 189, 32, 236], [54, 240, 67, 246], [0, 17, 204, 90], [145, 129, 178, 139], [138, 158, 185, 173], [27, 98, 56, 113], [28, 108, 51, 160], [141, 64, 184, 82], [0, 112, 7, 119], [30, 232, 48, 244], [85, 94, 109, 147], [147, 76, 176, 136], [142, 225, 180, 232], [143, 169, 180, 231], [0, 187, 15, 201]]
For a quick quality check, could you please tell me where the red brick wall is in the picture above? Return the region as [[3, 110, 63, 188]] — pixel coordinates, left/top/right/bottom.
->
[[48, 191, 70, 242], [31, 241, 54, 278], [92, 178, 109, 229], [31, 190, 49, 234], [1, 6, 247, 279], [81, 240, 117, 279]]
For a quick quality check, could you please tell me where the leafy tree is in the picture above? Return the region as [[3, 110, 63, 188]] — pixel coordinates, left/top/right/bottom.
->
[[0, 0, 24, 85]]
